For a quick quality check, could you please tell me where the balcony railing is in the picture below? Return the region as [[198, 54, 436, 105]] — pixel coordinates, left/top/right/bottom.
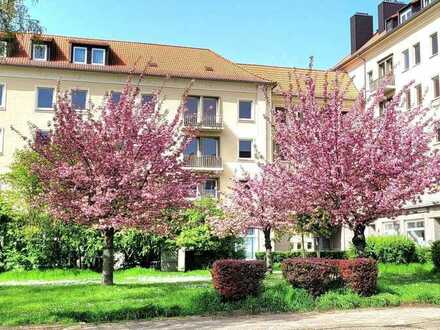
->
[[370, 74, 396, 92], [183, 155, 223, 170], [184, 114, 223, 129]]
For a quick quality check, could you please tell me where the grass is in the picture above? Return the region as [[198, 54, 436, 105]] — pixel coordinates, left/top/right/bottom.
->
[[0, 263, 439, 326], [0, 267, 210, 282]]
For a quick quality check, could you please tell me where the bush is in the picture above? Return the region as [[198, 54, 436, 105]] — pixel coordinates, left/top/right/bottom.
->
[[350, 235, 416, 264], [211, 259, 266, 300], [415, 246, 432, 264], [281, 258, 341, 297], [255, 251, 346, 263], [336, 258, 377, 296], [432, 241, 440, 270]]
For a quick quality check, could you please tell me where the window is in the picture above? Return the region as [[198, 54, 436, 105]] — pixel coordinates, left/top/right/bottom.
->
[[436, 128, 440, 142], [406, 220, 425, 244], [238, 100, 253, 120], [296, 242, 302, 250], [0, 41, 7, 57], [414, 43, 421, 65], [239, 139, 252, 159], [36, 87, 54, 110], [405, 90, 411, 110], [423, 0, 433, 7], [73, 46, 87, 64], [35, 129, 50, 145], [400, 8, 412, 24], [0, 127, 4, 154], [378, 56, 393, 78], [383, 221, 400, 236], [110, 91, 122, 104], [184, 139, 197, 156], [91, 48, 105, 65], [71, 89, 88, 110], [0, 84, 4, 108], [200, 179, 218, 198], [202, 97, 218, 122], [33, 44, 47, 61], [245, 228, 257, 259], [431, 33, 439, 56], [185, 96, 200, 122], [141, 94, 154, 105], [402, 49, 410, 71], [415, 84, 423, 106], [433, 75, 440, 99], [367, 71, 373, 89], [307, 242, 313, 250], [200, 137, 219, 156]]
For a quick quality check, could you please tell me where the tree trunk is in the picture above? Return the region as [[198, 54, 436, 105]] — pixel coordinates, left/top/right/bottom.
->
[[301, 232, 306, 258], [352, 224, 366, 257], [263, 229, 273, 273], [315, 237, 321, 258], [102, 227, 114, 285]]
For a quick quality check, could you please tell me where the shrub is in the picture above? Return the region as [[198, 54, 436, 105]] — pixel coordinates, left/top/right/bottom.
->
[[211, 259, 266, 300], [432, 241, 440, 270], [281, 258, 341, 297], [255, 251, 346, 263], [415, 246, 431, 264], [350, 235, 416, 264], [336, 258, 377, 296]]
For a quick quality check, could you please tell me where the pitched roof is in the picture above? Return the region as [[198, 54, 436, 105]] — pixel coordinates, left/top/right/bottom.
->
[[239, 63, 359, 100], [0, 33, 269, 84]]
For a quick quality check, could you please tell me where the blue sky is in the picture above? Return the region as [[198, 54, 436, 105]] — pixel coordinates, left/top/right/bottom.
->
[[28, 0, 382, 69]]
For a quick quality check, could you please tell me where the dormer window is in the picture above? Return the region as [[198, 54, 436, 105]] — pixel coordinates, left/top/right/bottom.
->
[[33, 44, 48, 61], [73, 46, 87, 64], [0, 41, 7, 58], [400, 8, 412, 24], [91, 48, 105, 65]]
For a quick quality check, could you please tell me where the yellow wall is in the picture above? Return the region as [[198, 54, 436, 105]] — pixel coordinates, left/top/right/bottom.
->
[[0, 65, 272, 195]]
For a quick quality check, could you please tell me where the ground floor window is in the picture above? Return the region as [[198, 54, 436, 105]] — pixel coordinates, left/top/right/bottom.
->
[[383, 221, 400, 236], [244, 228, 257, 259], [406, 220, 425, 244]]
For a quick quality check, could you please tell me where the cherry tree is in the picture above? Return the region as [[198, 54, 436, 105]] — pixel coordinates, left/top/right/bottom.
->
[[270, 73, 439, 256], [29, 78, 198, 284], [211, 165, 292, 271]]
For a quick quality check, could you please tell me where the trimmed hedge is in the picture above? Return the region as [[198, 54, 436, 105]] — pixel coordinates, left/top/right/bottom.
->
[[211, 259, 266, 300], [255, 251, 347, 263], [336, 258, 377, 296], [281, 258, 378, 297], [350, 235, 417, 264], [281, 258, 340, 297], [432, 241, 440, 270]]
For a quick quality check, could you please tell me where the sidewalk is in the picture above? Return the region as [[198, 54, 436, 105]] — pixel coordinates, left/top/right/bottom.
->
[[54, 306, 440, 329]]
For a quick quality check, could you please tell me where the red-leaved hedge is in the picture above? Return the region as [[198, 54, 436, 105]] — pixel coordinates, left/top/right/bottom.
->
[[211, 259, 266, 300], [281, 258, 378, 297], [335, 258, 378, 296], [281, 258, 341, 297]]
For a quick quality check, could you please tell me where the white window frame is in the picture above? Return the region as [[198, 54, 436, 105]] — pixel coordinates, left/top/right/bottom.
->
[[400, 8, 412, 24], [402, 49, 410, 71], [35, 86, 55, 111], [71, 89, 89, 111], [32, 44, 48, 61], [423, 0, 433, 7], [433, 75, 440, 99], [0, 127, 4, 155], [413, 42, 421, 66], [406, 219, 426, 244], [238, 99, 254, 122], [431, 33, 439, 57], [238, 138, 254, 160], [0, 83, 5, 110], [73, 46, 87, 64], [0, 41, 7, 58], [91, 48, 105, 66], [110, 90, 122, 104], [382, 221, 400, 236]]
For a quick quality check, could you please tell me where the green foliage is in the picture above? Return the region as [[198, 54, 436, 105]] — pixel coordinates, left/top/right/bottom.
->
[[350, 236, 417, 264], [415, 246, 432, 264], [255, 251, 347, 263], [432, 241, 440, 271]]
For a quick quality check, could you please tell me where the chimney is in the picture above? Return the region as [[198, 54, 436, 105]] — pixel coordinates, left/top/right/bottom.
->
[[350, 13, 373, 54], [378, 1, 407, 32]]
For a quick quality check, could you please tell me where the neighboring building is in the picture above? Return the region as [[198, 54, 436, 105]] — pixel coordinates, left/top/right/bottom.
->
[[334, 0, 440, 247]]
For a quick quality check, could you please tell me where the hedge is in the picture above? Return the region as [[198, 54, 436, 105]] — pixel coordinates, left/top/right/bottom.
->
[[255, 251, 347, 263], [211, 259, 266, 300], [432, 241, 440, 270], [281, 258, 378, 297]]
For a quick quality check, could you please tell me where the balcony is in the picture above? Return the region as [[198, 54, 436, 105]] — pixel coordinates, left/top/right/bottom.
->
[[183, 155, 223, 171], [370, 74, 396, 94], [184, 114, 223, 130]]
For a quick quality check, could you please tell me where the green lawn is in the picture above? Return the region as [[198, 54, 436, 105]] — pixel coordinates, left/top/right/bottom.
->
[[0, 267, 210, 282], [0, 263, 439, 326]]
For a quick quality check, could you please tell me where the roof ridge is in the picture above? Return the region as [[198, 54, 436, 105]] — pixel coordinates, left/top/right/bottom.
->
[[13, 32, 213, 52], [238, 62, 339, 73]]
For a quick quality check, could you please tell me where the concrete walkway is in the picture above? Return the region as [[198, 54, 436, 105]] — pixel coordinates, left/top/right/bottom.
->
[[57, 306, 440, 329]]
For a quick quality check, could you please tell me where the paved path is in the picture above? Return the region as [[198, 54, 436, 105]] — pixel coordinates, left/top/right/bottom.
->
[[0, 275, 212, 286], [54, 306, 440, 329]]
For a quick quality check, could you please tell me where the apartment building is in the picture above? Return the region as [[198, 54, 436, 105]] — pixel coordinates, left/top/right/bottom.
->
[[0, 33, 276, 205], [334, 0, 440, 247]]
